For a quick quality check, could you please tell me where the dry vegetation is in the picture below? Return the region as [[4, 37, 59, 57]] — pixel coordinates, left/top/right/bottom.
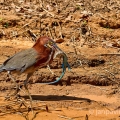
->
[[0, 0, 120, 120]]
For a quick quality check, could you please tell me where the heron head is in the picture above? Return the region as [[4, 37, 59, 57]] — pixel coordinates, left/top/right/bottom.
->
[[44, 38, 64, 59], [33, 36, 64, 59]]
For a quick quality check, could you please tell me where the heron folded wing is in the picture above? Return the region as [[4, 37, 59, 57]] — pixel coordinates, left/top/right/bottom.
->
[[1, 48, 38, 73]]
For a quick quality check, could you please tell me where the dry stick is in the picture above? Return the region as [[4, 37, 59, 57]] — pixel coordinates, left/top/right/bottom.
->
[[45, 29, 49, 36], [94, 67, 119, 85], [10, 19, 40, 38], [19, 111, 40, 120], [96, 66, 120, 91], [31, 112, 40, 120], [27, 30, 37, 42], [73, 29, 78, 45], [58, 114, 73, 120], [100, 64, 120, 85], [47, 65, 54, 74], [58, 22, 63, 39], [72, 36, 78, 55], [10, 18, 39, 38], [39, 16, 42, 36], [86, 84, 110, 93], [0, 111, 19, 116], [10, 29, 27, 39], [1, 30, 5, 35], [0, 100, 29, 114], [79, 27, 84, 46], [18, 19, 40, 32], [82, 63, 119, 92], [0, 102, 46, 118], [53, 26, 57, 39], [23, 31, 30, 40], [0, 105, 20, 116], [18, 100, 29, 110], [98, 53, 120, 56], [20, 113, 29, 120], [0, 10, 2, 14], [19, 105, 47, 120], [54, 0, 59, 12], [38, 0, 42, 36], [47, 27, 54, 39], [42, 7, 55, 17], [85, 114, 89, 120], [105, 69, 120, 85], [0, 99, 27, 108], [39, 0, 55, 17], [70, 35, 83, 68]]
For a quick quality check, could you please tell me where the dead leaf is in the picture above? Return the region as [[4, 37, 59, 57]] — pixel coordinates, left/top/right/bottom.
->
[[55, 39, 65, 43]]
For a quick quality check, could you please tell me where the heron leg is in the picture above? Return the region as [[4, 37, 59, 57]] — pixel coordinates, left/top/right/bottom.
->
[[24, 73, 33, 113], [5, 71, 22, 100]]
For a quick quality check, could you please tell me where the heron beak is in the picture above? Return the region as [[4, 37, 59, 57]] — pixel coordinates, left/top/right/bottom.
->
[[45, 42, 65, 59], [44, 44, 51, 48], [52, 44, 65, 59]]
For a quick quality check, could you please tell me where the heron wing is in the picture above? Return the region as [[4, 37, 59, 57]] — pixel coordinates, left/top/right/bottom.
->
[[0, 48, 38, 73]]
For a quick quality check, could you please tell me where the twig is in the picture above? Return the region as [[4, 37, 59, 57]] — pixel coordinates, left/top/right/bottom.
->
[[47, 65, 54, 74], [105, 69, 120, 85], [98, 53, 120, 56], [58, 114, 73, 120], [18, 18, 40, 32], [47, 27, 54, 39], [19, 111, 39, 120], [58, 22, 63, 39], [27, 30, 37, 42], [85, 114, 89, 120], [53, 26, 57, 39], [39, 16, 42, 36], [42, 7, 55, 17], [86, 84, 109, 92], [71, 36, 78, 55]]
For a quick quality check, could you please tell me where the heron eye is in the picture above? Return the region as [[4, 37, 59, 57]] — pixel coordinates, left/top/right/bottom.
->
[[48, 41, 54, 46], [44, 41, 54, 48]]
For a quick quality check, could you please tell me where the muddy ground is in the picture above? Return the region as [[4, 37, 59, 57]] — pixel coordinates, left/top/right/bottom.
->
[[0, 0, 120, 120]]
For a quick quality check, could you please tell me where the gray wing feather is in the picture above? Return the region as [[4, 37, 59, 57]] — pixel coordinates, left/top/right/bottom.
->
[[0, 48, 38, 73]]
